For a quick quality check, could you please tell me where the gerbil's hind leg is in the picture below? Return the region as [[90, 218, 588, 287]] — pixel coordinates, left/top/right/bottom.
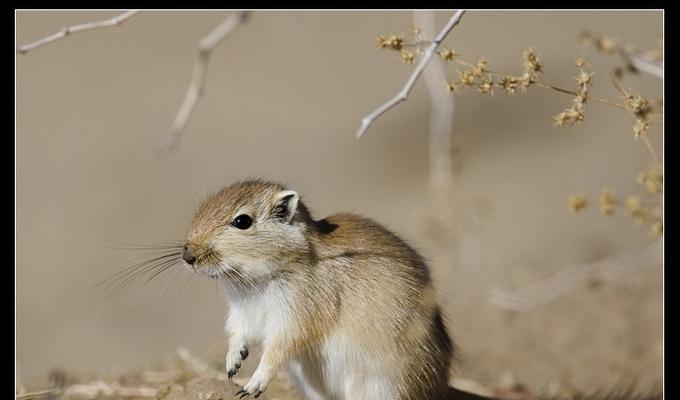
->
[[286, 359, 329, 400], [343, 374, 399, 400]]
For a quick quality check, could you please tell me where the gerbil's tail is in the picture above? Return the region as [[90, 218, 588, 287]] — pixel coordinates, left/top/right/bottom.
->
[[445, 384, 662, 400]]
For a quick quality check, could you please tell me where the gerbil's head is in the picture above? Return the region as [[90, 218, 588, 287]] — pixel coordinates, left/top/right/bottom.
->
[[183, 180, 309, 283]]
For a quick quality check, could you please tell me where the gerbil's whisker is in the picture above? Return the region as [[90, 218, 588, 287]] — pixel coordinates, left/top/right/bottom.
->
[[218, 264, 259, 295], [159, 266, 186, 296], [144, 261, 181, 285], [217, 270, 237, 293], [108, 257, 180, 297], [94, 248, 184, 298], [97, 241, 185, 251], [93, 251, 182, 290], [175, 272, 194, 294]]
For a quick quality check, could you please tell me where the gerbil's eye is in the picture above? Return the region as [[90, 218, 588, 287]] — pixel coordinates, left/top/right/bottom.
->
[[231, 214, 253, 230]]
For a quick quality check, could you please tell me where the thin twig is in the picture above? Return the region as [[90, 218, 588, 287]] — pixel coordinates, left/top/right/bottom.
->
[[159, 11, 250, 155], [176, 347, 229, 381], [532, 82, 628, 109], [630, 53, 663, 79], [16, 10, 140, 54], [640, 134, 660, 164], [456, 58, 629, 109], [356, 10, 466, 140], [615, 46, 663, 80], [15, 389, 56, 399], [414, 11, 456, 193], [488, 240, 661, 312]]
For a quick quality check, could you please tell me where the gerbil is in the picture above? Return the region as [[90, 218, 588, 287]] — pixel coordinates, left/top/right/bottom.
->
[[183, 179, 453, 399]]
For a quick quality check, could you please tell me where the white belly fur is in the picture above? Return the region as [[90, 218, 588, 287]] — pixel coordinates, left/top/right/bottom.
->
[[226, 285, 402, 400], [286, 333, 401, 400]]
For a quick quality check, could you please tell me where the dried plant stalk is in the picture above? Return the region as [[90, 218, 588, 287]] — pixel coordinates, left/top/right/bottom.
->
[[159, 11, 250, 155], [488, 240, 662, 312], [414, 11, 456, 195], [16, 10, 140, 54], [631, 53, 663, 78], [356, 10, 465, 140]]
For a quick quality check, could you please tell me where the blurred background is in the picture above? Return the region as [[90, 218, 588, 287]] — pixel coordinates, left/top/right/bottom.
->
[[16, 10, 662, 396]]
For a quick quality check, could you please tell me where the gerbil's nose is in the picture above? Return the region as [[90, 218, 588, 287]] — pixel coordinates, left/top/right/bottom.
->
[[182, 244, 197, 265]]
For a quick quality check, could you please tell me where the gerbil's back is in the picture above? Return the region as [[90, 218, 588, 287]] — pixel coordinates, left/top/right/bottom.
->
[[316, 213, 429, 274]]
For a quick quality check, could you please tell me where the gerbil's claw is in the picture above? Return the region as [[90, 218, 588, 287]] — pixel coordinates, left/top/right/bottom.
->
[[226, 346, 248, 379], [253, 391, 262, 398], [235, 388, 247, 397], [239, 391, 250, 399]]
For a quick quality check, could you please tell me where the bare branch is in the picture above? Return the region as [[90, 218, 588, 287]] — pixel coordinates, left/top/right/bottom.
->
[[16, 10, 140, 54], [630, 53, 663, 79], [488, 241, 661, 312], [159, 11, 249, 155], [414, 11, 456, 193], [15, 389, 56, 399], [356, 10, 466, 140]]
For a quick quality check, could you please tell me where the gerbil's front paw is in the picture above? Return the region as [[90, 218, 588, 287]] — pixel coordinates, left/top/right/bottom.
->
[[234, 368, 271, 398], [226, 346, 249, 378]]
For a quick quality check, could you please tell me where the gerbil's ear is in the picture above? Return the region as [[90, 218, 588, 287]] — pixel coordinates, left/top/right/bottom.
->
[[270, 190, 299, 224]]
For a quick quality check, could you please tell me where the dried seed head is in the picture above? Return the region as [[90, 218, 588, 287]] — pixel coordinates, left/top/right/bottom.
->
[[400, 50, 415, 64], [573, 95, 587, 108], [574, 57, 589, 68], [389, 35, 404, 50], [553, 112, 568, 128], [554, 101, 586, 128], [599, 190, 617, 216], [626, 196, 642, 213], [458, 70, 476, 86], [637, 164, 663, 194], [600, 203, 616, 216], [473, 58, 489, 77], [500, 76, 520, 94], [522, 48, 542, 73], [624, 94, 651, 117], [519, 71, 536, 90], [566, 106, 585, 123], [377, 34, 404, 51], [446, 81, 459, 93], [632, 119, 649, 139], [625, 196, 648, 225], [438, 48, 458, 62], [597, 36, 618, 53], [478, 79, 495, 97], [568, 195, 587, 213], [576, 70, 594, 86]]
